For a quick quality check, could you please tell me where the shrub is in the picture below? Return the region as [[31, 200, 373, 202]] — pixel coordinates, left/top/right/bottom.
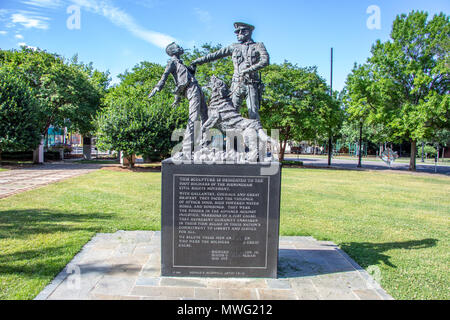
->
[[0, 66, 41, 158]]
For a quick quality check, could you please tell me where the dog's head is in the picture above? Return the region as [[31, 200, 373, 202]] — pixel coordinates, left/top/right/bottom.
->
[[208, 76, 230, 101]]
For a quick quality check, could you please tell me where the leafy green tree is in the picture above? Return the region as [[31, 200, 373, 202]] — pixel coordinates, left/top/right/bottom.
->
[[260, 62, 339, 161], [182, 43, 234, 88], [0, 47, 109, 137], [316, 91, 344, 165], [344, 64, 393, 164], [96, 89, 186, 166], [97, 62, 187, 165], [0, 66, 41, 162], [421, 145, 437, 158], [356, 11, 449, 171]]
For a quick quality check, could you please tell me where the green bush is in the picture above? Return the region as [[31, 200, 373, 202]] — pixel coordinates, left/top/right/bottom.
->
[[0, 151, 33, 161], [96, 87, 187, 163], [418, 145, 437, 158], [0, 66, 42, 156]]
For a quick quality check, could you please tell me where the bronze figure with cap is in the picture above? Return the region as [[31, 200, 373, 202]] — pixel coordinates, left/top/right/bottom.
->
[[190, 22, 270, 121]]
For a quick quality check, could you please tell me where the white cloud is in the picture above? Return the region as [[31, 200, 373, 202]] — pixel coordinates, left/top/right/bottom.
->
[[15, 34, 24, 39], [0, 9, 9, 21], [0, 31, 7, 35], [11, 12, 50, 29], [21, 0, 63, 9], [132, 0, 161, 9], [194, 8, 212, 25], [71, 0, 175, 48], [17, 42, 38, 50]]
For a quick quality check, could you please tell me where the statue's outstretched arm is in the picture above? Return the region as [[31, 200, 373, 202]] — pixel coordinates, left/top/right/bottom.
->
[[191, 45, 233, 66], [148, 61, 175, 98]]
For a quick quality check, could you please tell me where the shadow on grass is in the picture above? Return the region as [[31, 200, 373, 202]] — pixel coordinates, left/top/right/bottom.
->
[[340, 239, 438, 268], [277, 239, 438, 278], [0, 245, 80, 275]]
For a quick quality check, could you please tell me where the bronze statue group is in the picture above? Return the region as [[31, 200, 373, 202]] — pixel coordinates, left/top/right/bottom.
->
[[148, 22, 277, 162]]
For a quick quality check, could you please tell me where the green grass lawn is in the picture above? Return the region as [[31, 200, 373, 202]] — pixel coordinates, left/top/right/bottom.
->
[[0, 168, 448, 300]]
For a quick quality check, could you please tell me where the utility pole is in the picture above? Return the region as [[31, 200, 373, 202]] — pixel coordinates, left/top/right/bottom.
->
[[422, 142, 425, 162], [328, 48, 333, 167]]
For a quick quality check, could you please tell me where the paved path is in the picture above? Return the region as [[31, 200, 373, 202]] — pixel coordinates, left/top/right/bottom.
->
[[0, 163, 104, 199], [35, 231, 393, 300], [286, 157, 450, 176]]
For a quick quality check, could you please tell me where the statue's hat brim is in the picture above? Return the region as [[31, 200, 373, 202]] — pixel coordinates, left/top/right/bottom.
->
[[234, 22, 255, 33]]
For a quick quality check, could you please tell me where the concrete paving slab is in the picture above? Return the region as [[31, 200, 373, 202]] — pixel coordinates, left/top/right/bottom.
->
[[35, 231, 394, 300]]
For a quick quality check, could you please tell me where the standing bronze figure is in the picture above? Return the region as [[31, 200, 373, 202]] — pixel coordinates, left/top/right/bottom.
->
[[191, 22, 269, 120]]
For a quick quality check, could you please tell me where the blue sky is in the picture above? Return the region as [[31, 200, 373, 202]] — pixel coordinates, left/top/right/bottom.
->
[[0, 0, 449, 90]]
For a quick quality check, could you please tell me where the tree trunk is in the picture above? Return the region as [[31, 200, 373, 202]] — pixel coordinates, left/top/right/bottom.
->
[[280, 139, 287, 162], [358, 122, 363, 168], [0, 150, 2, 164], [127, 155, 134, 169], [82, 136, 92, 160], [409, 140, 417, 171], [327, 136, 332, 166], [313, 140, 316, 155], [42, 117, 53, 137]]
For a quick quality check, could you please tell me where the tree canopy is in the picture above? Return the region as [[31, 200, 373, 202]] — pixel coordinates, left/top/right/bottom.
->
[[0, 47, 110, 137], [260, 62, 342, 160], [0, 66, 42, 159], [96, 62, 188, 164], [345, 11, 449, 170]]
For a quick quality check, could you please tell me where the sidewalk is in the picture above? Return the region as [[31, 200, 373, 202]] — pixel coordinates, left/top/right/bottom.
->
[[0, 163, 107, 199], [285, 156, 450, 176]]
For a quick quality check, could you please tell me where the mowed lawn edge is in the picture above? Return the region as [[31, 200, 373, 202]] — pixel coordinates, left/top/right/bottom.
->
[[0, 168, 448, 300]]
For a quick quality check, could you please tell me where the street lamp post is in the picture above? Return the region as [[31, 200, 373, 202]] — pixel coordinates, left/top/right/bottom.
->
[[358, 121, 363, 168]]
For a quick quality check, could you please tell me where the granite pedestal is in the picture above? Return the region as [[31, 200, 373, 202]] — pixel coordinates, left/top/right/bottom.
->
[[161, 160, 282, 278]]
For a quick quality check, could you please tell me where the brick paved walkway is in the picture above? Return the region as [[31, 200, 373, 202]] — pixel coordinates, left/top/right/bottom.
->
[[35, 231, 393, 300], [0, 163, 104, 199]]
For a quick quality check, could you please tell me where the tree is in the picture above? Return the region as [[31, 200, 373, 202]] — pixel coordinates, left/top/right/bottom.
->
[[0, 66, 41, 162], [316, 91, 344, 166], [260, 62, 338, 161], [0, 47, 109, 137], [344, 63, 399, 160], [182, 43, 234, 88], [96, 62, 187, 165], [360, 11, 449, 171]]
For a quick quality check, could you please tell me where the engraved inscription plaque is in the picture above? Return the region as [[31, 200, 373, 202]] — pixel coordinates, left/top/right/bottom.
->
[[161, 160, 281, 278]]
